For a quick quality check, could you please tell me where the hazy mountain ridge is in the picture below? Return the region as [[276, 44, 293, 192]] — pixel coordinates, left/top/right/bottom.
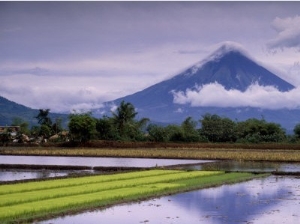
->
[[0, 96, 68, 127]]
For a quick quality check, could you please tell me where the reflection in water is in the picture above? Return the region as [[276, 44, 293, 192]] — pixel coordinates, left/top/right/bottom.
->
[[0, 155, 207, 167], [0, 170, 67, 181], [0, 169, 93, 181], [39, 176, 300, 224], [0, 156, 210, 182], [189, 160, 300, 172], [170, 176, 292, 223]]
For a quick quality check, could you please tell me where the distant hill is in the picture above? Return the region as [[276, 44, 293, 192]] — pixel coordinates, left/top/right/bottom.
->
[[0, 96, 68, 127], [96, 43, 300, 132]]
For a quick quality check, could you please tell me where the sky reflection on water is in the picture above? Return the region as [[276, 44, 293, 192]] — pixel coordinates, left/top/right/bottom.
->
[[0, 155, 206, 167], [40, 176, 300, 224], [0, 156, 210, 181], [0, 169, 91, 181], [191, 160, 300, 173]]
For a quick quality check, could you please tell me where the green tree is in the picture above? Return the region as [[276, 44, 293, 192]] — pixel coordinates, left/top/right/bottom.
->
[[200, 114, 236, 142], [293, 123, 300, 139], [166, 124, 185, 142], [39, 124, 52, 139], [236, 118, 286, 143], [112, 101, 138, 137], [220, 117, 237, 142], [30, 126, 41, 138], [181, 117, 200, 142], [51, 117, 63, 134], [68, 112, 97, 143], [35, 109, 52, 127], [35, 109, 64, 138], [96, 116, 118, 140], [126, 117, 150, 141], [0, 128, 11, 146], [110, 101, 149, 141], [11, 117, 30, 135], [147, 124, 169, 142]]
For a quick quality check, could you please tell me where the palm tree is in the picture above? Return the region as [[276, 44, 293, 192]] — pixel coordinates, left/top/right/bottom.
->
[[35, 109, 52, 127], [112, 101, 138, 136]]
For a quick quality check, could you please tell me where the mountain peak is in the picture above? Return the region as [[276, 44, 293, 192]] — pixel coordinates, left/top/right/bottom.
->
[[205, 41, 249, 62], [98, 43, 298, 131], [103, 43, 295, 104], [183, 42, 251, 77], [215, 41, 245, 53]]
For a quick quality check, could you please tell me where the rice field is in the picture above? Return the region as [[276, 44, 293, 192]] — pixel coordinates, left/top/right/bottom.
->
[[1, 146, 300, 162], [0, 170, 264, 223]]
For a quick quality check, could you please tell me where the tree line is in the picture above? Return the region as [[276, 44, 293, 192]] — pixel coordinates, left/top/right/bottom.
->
[[2, 100, 300, 144]]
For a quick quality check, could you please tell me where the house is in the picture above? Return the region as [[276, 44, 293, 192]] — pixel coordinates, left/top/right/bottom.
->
[[0, 126, 20, 134], [0, 126, 21, 143]]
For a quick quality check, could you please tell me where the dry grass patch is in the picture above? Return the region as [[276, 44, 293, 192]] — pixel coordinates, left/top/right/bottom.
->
[[1, 146, 300, 162]]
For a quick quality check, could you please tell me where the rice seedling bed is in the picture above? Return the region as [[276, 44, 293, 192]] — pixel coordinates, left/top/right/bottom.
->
[[0, 169, 266, 223]]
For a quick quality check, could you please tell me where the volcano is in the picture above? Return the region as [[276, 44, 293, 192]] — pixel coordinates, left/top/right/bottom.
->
[[97, 43, 298, 132]]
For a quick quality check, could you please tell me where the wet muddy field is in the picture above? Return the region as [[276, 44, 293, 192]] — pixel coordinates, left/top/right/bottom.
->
[[1, 155, 300, 182], [1, 155, 300, 223], [0, 155, 207, 167], [38, 175, 300, 224], [0, 156, 210, 182]]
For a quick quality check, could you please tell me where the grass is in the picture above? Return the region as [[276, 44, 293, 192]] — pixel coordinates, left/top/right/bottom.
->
[[0, 170, 266, 223], [1, 145, 300, 162]]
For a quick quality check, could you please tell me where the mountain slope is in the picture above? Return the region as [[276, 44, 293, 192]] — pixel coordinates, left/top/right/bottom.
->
[[97, 44, 299, 131], [106, 44, 294, 110], [0, 96, 68, 127]]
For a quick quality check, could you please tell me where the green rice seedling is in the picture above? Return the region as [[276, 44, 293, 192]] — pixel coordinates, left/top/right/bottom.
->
[[0, 170, 264, 224], [0, 170, 222, 207], [0, 169, 182, 195]]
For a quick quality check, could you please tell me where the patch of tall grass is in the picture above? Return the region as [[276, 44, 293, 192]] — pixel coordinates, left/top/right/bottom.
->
[[0, 170, 266, 223]]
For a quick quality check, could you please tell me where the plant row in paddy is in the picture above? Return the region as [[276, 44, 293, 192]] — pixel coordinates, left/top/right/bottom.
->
[[0, 169, 266, 223]]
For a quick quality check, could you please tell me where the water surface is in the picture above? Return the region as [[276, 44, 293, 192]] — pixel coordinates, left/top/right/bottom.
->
[[0, 155, 206, 167], [0, 169, 88, 181], [190, 160, 300, 173], [0, 156, 210, 181], [39, 176, 300, 224]]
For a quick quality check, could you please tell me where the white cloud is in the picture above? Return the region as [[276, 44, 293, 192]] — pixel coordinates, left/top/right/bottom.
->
[[172, 82, 300, 109], [2, 39, 299, 113], [1, 2, 300, 115], [0, 75, 110, 113], [175, 108, 184, 113], [0, 42, 206, 80], [267, 15, 300, 50], [0, 43, 213, 113]]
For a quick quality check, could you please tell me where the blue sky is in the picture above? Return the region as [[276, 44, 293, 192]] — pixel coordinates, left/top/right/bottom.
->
[[1, 1, 300, 112]]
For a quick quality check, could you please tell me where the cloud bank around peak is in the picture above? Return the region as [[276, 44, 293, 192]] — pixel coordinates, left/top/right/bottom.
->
[[267, 15, 300, 50], [172, 83, 300, 110]]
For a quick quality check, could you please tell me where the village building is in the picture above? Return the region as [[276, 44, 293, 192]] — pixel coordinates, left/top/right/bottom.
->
[[0, 126, 20, 134]]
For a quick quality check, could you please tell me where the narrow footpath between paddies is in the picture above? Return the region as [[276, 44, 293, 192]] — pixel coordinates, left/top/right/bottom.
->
[[0, 169, 268, 224]]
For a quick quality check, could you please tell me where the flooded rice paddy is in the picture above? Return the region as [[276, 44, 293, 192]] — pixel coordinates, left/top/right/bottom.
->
[[1, 155, 300, 182], [1, 155, 300, 223], [0, 155, 210, 181], [0, 155, 207, 167], [188, 160, 300, 173], [0, 169, 84, 182], [39, 175, 300, 224]]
